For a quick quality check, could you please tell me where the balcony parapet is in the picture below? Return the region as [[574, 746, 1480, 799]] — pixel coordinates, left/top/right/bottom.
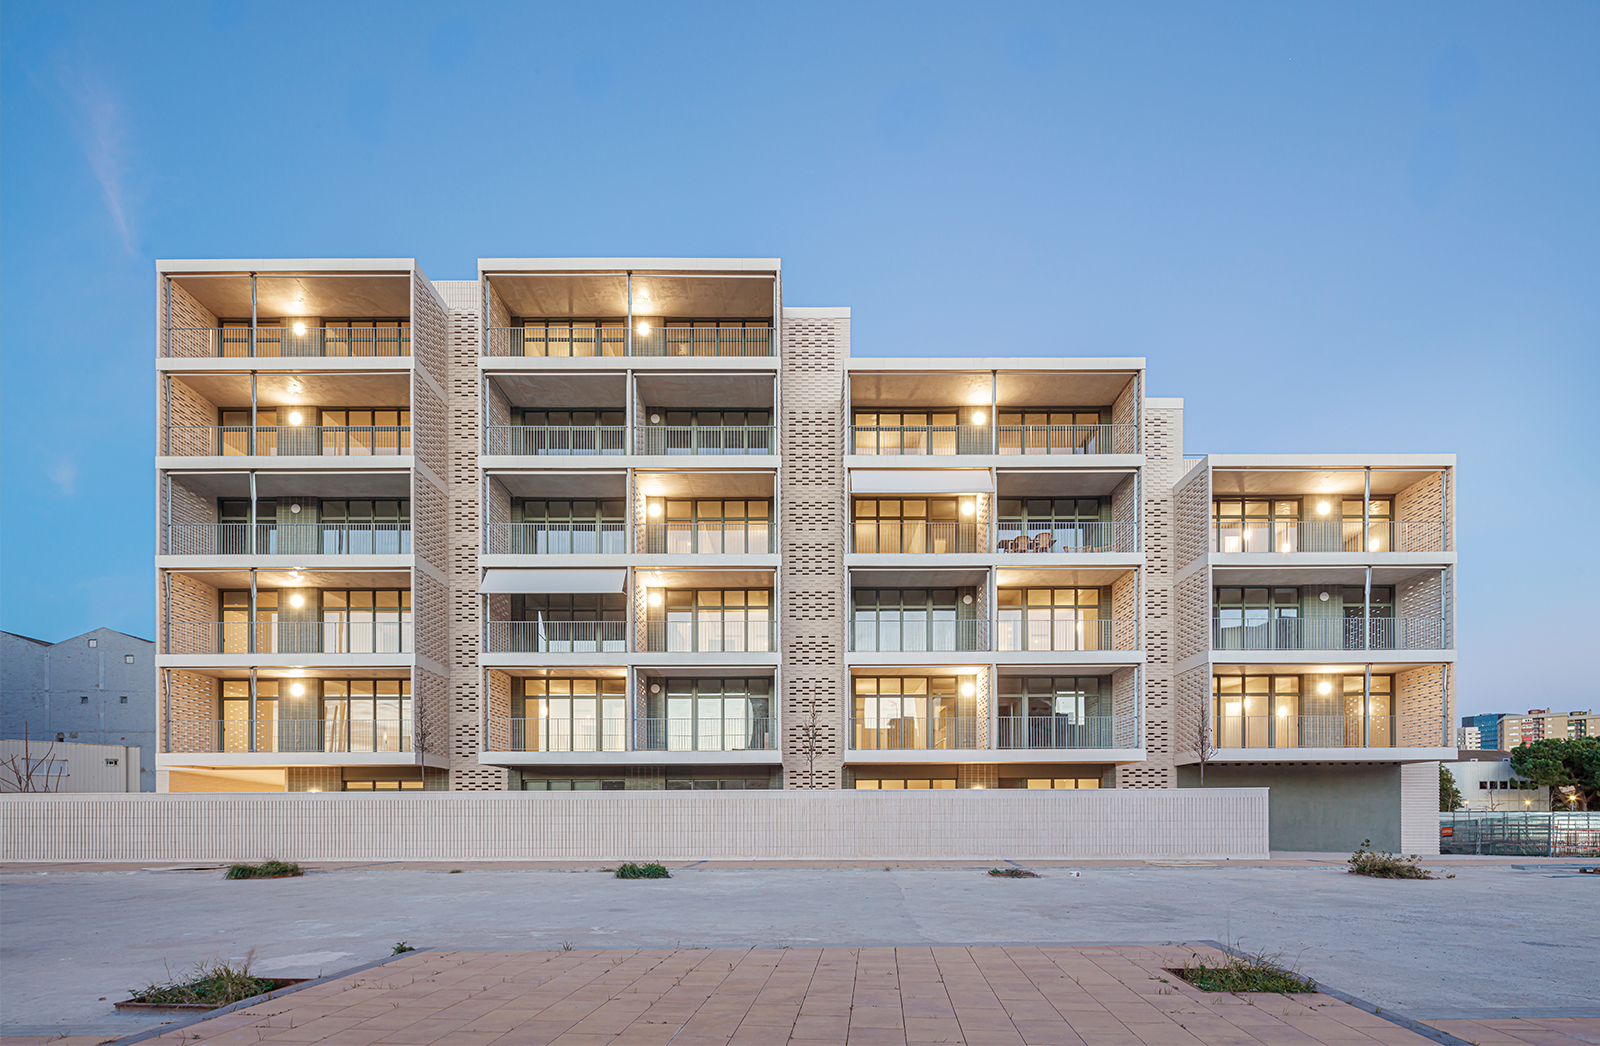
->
[[1212, 520, 1446, 555], [850, 424, 1138, 456], [165, 326, 409, 359], [166, 621, 411, 655], [1211, 617, 1446, 652], [166, 717, 410, 754], [484, 326, 773, 359], [1212, 713, 1437, 750], [486, 717, 777, 753], [165, 426, 409, 458], [163, 523, 410, 557]]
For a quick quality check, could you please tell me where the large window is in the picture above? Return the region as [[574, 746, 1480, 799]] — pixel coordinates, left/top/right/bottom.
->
[[996, 675, 1114, 748], [1214, 497, 1395, 553], [515, 499, 627, 554], [1213, 674, 1393, 748], [644, 677, 773, 751], [318, 319, 409, 358], [852, 498, 977, 553], [517, 319, 627, 358], [645, 498, 772, 554], [322, 679, 411, 752], [520, 677, 626, 752], [219, 679, 277, 751], [318, 499, 411, 555], [510, 409, 626, 455], [510, 593, 627, 652], [996, 497, 1110, 553], [852, 410, 962, 455], [649, 589, 772, 652], [852, 675, 977, 750], [851, 588, 976, 652], [996, 409, 1108, 454], [996, 587, 1110, 651], [220, 590, 277, 653], [318, 410, 410, 456], [1213, 586, 1393, 650], [642, 410, 771, 455], [322, 589, 412, 653]]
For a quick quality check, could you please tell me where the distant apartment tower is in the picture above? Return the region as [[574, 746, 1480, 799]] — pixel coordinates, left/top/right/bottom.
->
[[1456, 725, 1481, 749], [1499, 709, 1598, 747], [152, 259, 1457, 851]]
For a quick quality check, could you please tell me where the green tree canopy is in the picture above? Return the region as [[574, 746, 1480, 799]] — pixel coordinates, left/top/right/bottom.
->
[[1509, 738, 1600, 809], [1439, 765, 1464, 812]]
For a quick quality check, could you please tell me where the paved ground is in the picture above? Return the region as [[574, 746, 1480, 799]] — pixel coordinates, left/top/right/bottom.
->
[[1, 857, 1596, 1037], [0, 945, 1496, 1046]]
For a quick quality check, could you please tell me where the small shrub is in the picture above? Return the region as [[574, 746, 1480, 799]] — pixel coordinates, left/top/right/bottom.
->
[[1347, 840, 1442, 879], [127, 955, 276, 1007], [392, 941, 414, 954], [988, 868, 1039, 878], [1173, 951, 1317, 994], [224, 859, 304, 880], [614, 862, 671, 879]]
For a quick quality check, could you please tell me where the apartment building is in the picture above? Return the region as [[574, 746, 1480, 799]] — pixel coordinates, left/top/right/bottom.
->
[[153, 258, 1456, 850], [1500, 709, 1598, 746]]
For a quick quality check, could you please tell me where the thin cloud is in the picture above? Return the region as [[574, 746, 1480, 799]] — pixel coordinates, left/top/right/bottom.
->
[[56, 67, 135, 253], [47, 458, 78, 497]]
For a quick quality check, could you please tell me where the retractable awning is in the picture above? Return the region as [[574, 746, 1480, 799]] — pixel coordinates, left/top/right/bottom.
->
[[849, 470, 995, 495], [478, 568, 627, 594]]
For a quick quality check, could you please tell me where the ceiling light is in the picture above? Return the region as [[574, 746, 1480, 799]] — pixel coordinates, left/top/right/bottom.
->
[[1318, 590, 1329, 602], [1318, 681, 1333, 695], [647, 503, 662, 518], [649, 413, 661, 424], [637, 322, 651, 336], [289, 594, 305, 608], [1316, 501, 1331, 515], [961, 502, 975, 516], [972, 411, 987, 425], [962, 594, 973, 605], [290, 503, 302, 514], [288, 411, 304, 425], [650, 683, 661, 694], [648, 591, 663, 607], [290, 683, 305, 697], [293, 322, 307, 336], [1277, 707, 1289, 717], [960, 682, 975, 697]]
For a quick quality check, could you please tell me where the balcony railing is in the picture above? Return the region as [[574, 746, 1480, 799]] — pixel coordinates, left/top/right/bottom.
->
[[1213, 714, 1432, 749], [485, 621, 627, 653], [485, 425, 626, 456], [486, 522, 628, 555], [641, 521, 775, 555], [486, 717, 777, 752], [850, 716, 984, 750], [995, 521, 1136, 554], [166, 621, 411, 655], [645, 621, 776, 654], [639, 426, 774, 456], [997, 715, 1140, 749], [164, 523, 411, 556], [995, 619, 1137, 652], [497, 717, 628, 752], [637, 716, 776, 751], [849, 619, 984, 652], [167, 426, 410, 457], [165, 326, 410, 359], [851, 522, 981, 554], [997, 424, 1137, 455], [484, 326, 774, 358], [1212, 520, 1446, 554], [1211, 617, 1446, 651], [167, 718, 410, 753]]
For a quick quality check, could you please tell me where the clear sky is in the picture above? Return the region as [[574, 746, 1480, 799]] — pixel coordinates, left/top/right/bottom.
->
[[2, 2, 1595, 717]]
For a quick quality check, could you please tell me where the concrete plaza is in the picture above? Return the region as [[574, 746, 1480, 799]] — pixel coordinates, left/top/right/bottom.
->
[[1, 857, 1596, 1038]]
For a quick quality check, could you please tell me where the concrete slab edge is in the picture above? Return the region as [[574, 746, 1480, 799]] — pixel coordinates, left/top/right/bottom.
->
[[93, 949, 431, 1046], [1200, 940, 1476, 1046]]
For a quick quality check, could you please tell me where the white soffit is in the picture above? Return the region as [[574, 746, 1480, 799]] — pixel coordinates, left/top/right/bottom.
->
[[850, 471, 995, 495], [479, 569, 626, 594]]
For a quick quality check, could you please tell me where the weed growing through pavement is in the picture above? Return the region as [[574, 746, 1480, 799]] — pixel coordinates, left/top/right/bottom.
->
[[126, 950, 277, 1007], [391, 941, 414, 955], [988, 867, 1040, 878], [1171, 950, 1316, 994], [1347, 840, 1453, 879], [614, 861, 671, 879], [224, 859, 304, 880]]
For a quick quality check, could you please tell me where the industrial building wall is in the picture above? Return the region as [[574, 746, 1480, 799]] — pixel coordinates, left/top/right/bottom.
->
[[1176, 762, 1423, 853]]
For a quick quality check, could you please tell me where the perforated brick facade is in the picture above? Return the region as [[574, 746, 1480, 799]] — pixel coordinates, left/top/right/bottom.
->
[[1119, 399, 1179, 790]]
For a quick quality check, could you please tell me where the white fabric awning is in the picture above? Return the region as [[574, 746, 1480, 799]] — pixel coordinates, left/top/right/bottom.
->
[[479, 568, 627, 594], [849, 470, 995, 495]]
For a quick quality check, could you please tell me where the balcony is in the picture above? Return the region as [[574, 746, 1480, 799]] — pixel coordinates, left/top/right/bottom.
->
[[488, 716, 776, 752], [644, 621, 777, 654], [997, 715, 1140, 750], [849, 619, 983, 653], [166, 425, 410, 458], [485, 621, 627, 654], [851, 522, 981, 554], [1212, 520, 1446, 555], [995, 619, 1137, 652], [1212, 714, 1428, 750], [485, 326, 773, 358], [642, 521, 775, 555], [486, 425, 626, 456], [849, 424, 1137, 456], [168, 717, 410, 754], [487, 522, 629, 555], [1211, 617, 1446, 652], [850, 716, 983, 750], [639, 425, 774, 456], [995, 521, 1136, 554], [164, 523, 411, 557], [166, 621, 411, 655], [166, 325, 410, 359]]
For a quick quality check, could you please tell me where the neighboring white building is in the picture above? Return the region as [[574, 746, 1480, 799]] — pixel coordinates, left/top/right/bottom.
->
[[1457, 725, 1481, 748], [0, 738, 143, 793], [0, 628, 157, 791], [1444, 752, 1548, 811]]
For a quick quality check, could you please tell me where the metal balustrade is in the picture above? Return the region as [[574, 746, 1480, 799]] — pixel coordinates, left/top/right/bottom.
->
[[639, 425, 774, 456], [1211, 714, 1429, 749], [485, 716, 777, 752], [994, 618, 1137, 652], [1211, 519, 1446, 554], [163, 523, 411, 556], [995, 521, 1136, 554], [167, 718, 410, 753], [486, 522, 628, 555], [996, 424, 1137, 455], [498, 717, 629, 752], [485, 621, 628, 653], [165, 326, 410, 359], [850, 521, 981, 554], [849, 618, 984, 652], [484, 425, 627, 455], [1211, 617, 1446, 651], [640, 521, 775, 555], [165, 621, 411, 655], [850, 716, 984, 750], [636, 716, 776, 751], [850, 425, 989, 456], [996, 715, 1140, 749], [644, 621, 777, 654], [484, 326, 773, 358], [166, 426, 410, 457]]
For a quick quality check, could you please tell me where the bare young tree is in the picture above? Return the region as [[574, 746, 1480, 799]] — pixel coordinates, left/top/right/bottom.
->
[[0, 723, 67, 793], [1196, 701, 1215, 788], [795, 702, 824, 789]]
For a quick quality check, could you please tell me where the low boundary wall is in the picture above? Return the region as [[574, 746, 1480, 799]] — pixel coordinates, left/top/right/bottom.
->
[[1, 789, 1269, 862]]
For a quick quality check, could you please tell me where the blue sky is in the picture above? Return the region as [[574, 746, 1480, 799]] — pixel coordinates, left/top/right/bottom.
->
[[1, 1, 1595, 716]]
